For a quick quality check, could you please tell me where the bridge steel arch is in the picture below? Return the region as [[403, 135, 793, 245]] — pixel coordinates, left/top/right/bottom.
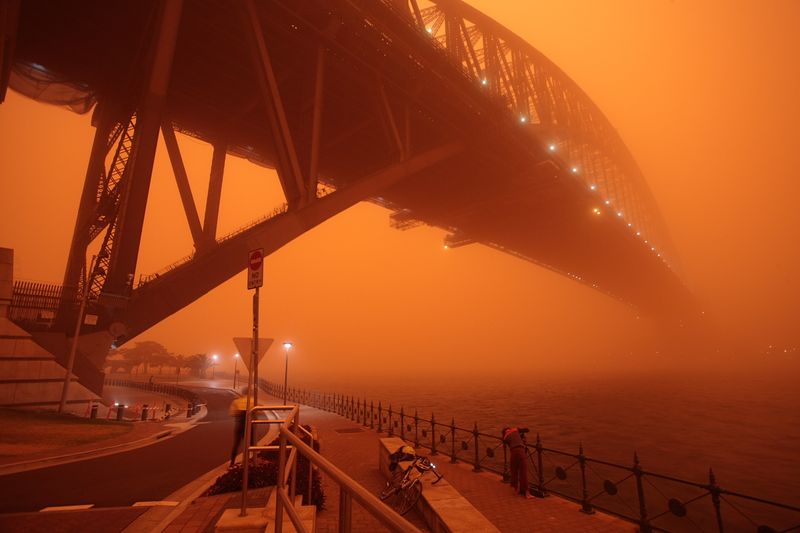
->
[[1, 0, 693, 393]]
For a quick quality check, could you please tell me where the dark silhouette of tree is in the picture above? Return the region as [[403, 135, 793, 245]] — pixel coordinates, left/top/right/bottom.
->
[[117, 341, 172, 374], [186, 353, 210, 377]]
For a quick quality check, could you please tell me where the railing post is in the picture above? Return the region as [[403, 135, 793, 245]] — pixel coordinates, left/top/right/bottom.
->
[[709, 468, 725, 533], [533, 433, 548, 497], [400, 407, 405, 441], [275, 428, 287, 531], [450, 418, 457, 464], [633, 452, 651, 533], [370, 400, 374, 430], [472, 421, 481, 472], [339, 489, 352, 533], [388, 404, 394, 436], [430, 413, 437, 455], [414, 409, 419, 448], [579, 443, 594, 514], [363, 399, 368, 427], [378, 402, 383, 433]]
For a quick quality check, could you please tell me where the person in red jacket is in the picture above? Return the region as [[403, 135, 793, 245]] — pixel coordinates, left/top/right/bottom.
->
[[503, 427, 533, 498]]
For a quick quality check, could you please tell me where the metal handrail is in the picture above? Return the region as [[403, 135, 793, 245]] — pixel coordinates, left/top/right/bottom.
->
[[277, 423, 421, 533], [240, 404, 421, 533]]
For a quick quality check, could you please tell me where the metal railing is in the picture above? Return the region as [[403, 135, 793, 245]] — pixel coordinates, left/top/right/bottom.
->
[[104, 377, 200, 405], [240, 404, 420, 533], [261, 380, 800, 533]]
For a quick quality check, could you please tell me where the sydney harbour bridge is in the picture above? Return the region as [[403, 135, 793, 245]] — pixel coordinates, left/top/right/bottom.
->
[[0, 0, 693, 396]]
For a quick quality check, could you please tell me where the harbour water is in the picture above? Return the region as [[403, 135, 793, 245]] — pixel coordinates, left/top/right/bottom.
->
[[301, 364, 800, 515]]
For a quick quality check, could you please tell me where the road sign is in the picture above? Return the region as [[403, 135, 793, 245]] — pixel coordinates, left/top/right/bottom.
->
[[247, 248, 264, 289], [233, 337, 273, 371]]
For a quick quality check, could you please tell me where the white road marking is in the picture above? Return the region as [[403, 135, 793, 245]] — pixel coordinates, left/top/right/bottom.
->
[[132, 500, 180, 507], [40, 504, 94, 512]]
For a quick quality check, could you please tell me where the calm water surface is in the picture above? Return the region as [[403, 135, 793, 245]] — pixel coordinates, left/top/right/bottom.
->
[[303, 368, 800, 510]]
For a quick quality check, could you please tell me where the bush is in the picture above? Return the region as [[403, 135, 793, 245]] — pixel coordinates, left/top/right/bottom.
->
[[203, 425, 325, 510]]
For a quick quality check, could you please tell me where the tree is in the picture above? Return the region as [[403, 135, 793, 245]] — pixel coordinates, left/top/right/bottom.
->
[[186, 353, 210, 378], [117, 341, 172, 375]]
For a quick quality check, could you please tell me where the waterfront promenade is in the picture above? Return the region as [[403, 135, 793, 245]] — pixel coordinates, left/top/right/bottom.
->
[[0, 387, 634, 532]]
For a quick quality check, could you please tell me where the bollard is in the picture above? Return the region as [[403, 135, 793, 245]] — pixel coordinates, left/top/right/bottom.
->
[[165, 403, 171, 419], [388, 405, 394, 437], [141, 404, 149, 421], [116, 404, 125, 421], [378, 402, 383, 433], [370, 401, 375, 430], [187, 402, 194, 418], [400, 407, 405, 441], [90, 403, 98, 419]]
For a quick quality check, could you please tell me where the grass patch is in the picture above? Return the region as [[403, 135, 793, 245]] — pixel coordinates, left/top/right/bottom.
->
[[0, 408, 133, 454]]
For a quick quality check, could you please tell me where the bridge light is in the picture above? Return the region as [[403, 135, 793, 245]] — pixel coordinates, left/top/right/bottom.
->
[[616, 212, 623, 217], [627, 223, 632, 227], [548, 144, 557, 152], [481, 78, 488, 86], [443, 244, 449, 250], [571, 166, 579, 174], [520, 116, 527, 123], [426, 27, 433, 34], [604, 200, 611, 205], [592, 207, 601, 215], [589, 184, 597, 191], [636, 231, 641, 236]]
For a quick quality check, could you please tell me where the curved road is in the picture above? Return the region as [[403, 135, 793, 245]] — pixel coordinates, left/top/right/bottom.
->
[[0, 387, 238, 513]]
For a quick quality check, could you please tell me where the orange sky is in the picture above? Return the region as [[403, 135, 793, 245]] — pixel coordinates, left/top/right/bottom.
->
[[1, 1, 799, 385]]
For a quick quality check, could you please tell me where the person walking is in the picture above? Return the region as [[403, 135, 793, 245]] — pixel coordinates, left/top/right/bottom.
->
[[503, 427, 533, 498], [229, 388, 252, 468]]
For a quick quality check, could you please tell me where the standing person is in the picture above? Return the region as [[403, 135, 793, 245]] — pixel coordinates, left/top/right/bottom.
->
[[503, 427, 533, 498], [229, 387, 251, 468]]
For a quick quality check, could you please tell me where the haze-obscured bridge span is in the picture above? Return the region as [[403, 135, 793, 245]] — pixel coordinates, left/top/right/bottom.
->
[[0, 0, 693, 392]]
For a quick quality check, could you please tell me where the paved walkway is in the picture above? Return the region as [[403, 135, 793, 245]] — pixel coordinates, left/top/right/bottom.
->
[[0, 390, 637, 532], [147, 397, 633, 532]]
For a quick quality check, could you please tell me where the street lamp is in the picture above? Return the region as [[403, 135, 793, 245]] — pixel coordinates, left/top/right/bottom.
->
[[233, 353, 239, 389], [211, 354, 219, 380], [282, 342, 293, 405]]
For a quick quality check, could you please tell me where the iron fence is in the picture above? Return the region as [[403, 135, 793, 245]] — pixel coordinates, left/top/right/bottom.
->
[[259, 379, 799, 533]]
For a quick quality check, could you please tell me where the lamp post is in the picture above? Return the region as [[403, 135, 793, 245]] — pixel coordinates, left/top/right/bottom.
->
[[282, 342, 292, 405], [211, 354, 219, 380], [233, 353, 239, 388]]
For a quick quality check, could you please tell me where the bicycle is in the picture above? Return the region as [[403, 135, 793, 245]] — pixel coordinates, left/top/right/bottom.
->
[[380, 452, 443, 515]]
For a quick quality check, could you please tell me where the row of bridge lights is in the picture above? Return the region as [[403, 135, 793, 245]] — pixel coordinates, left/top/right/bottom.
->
[[544, 142, 670, 268], [456, 67, 672, 271]]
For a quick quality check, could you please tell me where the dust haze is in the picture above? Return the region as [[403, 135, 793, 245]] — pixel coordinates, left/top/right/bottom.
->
[[1, 0, 798, 386]]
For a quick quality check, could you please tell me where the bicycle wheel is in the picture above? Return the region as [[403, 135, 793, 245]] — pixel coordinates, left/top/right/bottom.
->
[[391, 479, 422, 515], [379, 480, 398, 501]]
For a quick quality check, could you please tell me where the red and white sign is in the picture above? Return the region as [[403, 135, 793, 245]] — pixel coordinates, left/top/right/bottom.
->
[[247, 248, 264, 289]]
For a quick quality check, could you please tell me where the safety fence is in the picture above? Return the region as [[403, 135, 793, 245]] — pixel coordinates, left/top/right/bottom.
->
[[260, 380, 799, 533]]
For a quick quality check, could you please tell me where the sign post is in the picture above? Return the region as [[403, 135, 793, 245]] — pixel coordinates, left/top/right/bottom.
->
[[241, 249, 264, 517]]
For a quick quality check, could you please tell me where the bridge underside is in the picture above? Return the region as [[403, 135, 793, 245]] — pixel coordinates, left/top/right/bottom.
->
[[1, 0, 693, 393]]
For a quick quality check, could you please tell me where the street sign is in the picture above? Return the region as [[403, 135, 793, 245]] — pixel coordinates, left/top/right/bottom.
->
[[233, 337, 273, 371], [247, 248, 264, 289]]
